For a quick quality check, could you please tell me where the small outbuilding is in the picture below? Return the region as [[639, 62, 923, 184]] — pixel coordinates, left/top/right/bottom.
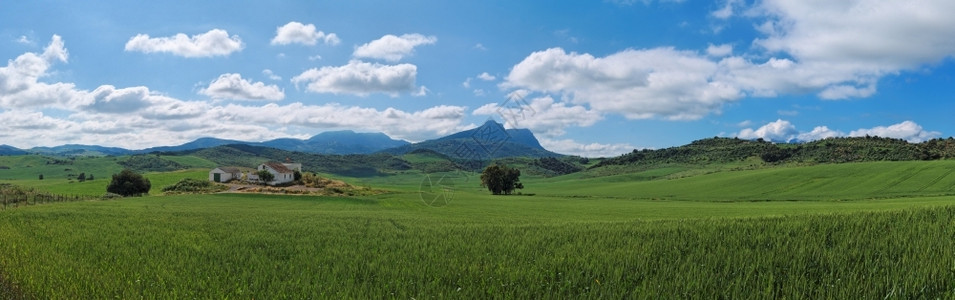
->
[[209, 167, 243, 183]]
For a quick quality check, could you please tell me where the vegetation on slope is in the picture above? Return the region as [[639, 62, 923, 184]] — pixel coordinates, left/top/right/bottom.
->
[[161, 178, 228, 194], [595, 136, 955, 170], [119, 155, 188, 172]]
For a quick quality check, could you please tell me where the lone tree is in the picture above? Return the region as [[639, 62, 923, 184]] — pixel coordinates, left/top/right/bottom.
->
[[256, 170, 275, 185], [106, 169, 151, 197], [480, 164, 524, 195]]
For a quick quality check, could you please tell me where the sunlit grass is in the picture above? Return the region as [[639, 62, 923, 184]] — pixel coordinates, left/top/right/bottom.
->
[[1, 192, 954, 298]]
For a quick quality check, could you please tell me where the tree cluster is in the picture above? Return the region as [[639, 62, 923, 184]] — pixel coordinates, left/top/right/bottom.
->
[[533, 157, 582, 176], [480, 164, 524, 195], [119, 155, 187, 172], [106, 169, 151, 197], [256, 170, 275, 184]]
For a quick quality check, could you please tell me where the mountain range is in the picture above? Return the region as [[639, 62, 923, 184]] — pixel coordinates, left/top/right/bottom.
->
[[0, 121, 564, 158]]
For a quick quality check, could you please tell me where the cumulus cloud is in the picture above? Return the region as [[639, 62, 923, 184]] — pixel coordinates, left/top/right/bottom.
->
[[504, 47, 741, 120], [199, 73, 284, 101], [270, 21, 340, 46], [737, 120, 940, 143], [124, 29, 243, 57], [15, 35, 33, 45], [849, 121, 940, 143], [711, 0, 741, 19], [797, 126, 843, 141], [79, 85, 155, 113], [754, 0, 955, 70], [0, 35, 77, 109], [291, 60, 417, 96], [539, 138, 636, 158], [737, 119, 798, 142], [748, 0, 955, 99], [503, 0, 955, 124], [353, 34, 437, 62], [473, 96, 602, 137], [262, 69, 282, 81], [477, 72, 496, 81], [706, 43, 733, 57], [208, 103, 467, 142], [0, 35, 470, 149], [412, 86, 430, 97]]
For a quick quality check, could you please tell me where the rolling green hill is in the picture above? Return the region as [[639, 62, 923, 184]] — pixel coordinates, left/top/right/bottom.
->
[[537, 160, 955, 202], [595, 136, 955, 170]]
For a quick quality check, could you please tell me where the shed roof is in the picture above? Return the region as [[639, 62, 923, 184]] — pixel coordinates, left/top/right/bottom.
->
[[214, 167, 243, 173]]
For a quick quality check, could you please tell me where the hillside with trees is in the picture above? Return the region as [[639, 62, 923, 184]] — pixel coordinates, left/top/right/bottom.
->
[[594, 136, 955, 169]]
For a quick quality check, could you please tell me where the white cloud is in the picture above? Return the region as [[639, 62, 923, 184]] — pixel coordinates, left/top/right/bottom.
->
[[0, 110, 66, 131], [353, 34, 437, 62], [0, 35, 76, 109], [15, 35, 33, 45], [711, 0, 741, 19], [504, 0, 955, 125], [797, 126, 843, 141], [461, 78, 471, 88], [755, 0, 955, 70], [737, 120, 940, 143], [209, 103, 467, 142], [504, 47, 741, 120], [270, 21, 340, 46], [79, 85, 156, 113], [124, 29, 243, 57], [0, 35, 472, 149], [818, 84, 876, 100], [748, 0, 955, 100], [291, 60, 417, 96], [706, 43, 733, 57], [477, 72, 496, 81], [539, 138, 636, 158], [849, 121, 940, 143], [199, 73, 285, 101], [473, 96, 602, 137], [412, 86, 430, 97], [262, 69, 282, 81], [737, 119, 797, 142]]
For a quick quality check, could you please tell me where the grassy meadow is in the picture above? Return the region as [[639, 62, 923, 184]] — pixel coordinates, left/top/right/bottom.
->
[[1, 159, 955, 297]]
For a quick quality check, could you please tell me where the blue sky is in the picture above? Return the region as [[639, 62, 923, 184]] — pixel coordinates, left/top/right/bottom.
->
[[1, 0, 954, 156]]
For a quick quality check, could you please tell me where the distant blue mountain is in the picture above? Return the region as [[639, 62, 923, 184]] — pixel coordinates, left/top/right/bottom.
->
[[0, 145, 28, 155], [30, 144, 131, 156], [292, 130, 410, 154], [380, 120, 560, 158], [141, 131, 410, 155], [1, 125, 559, 158], [137, 137, 246, 154]]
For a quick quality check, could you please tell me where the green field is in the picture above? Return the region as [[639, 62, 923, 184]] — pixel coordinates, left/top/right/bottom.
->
[[2, 160, 955, 298]]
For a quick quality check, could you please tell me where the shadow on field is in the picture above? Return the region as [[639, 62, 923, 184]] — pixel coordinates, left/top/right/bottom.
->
[[0, 271, 26, 300]]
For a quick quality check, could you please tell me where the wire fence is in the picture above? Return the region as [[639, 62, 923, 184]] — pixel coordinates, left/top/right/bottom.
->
[[0, 184, 91, 210]]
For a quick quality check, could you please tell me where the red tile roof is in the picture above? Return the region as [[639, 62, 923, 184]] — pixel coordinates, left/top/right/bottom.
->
[[263, 162, 293, 174]]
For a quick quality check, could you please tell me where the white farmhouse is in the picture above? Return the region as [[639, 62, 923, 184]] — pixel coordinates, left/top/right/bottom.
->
[[258, 162, 296, 185]]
